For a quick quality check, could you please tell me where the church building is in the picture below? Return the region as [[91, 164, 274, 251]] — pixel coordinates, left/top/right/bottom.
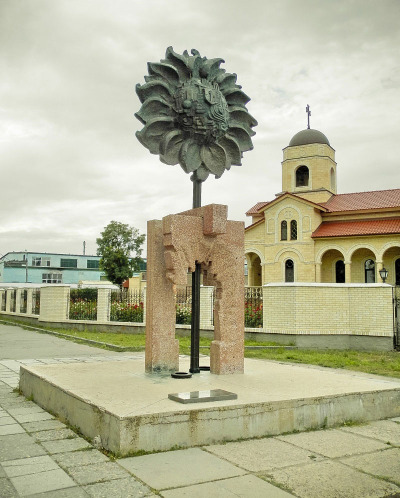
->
[[245, 121, 400, 287]]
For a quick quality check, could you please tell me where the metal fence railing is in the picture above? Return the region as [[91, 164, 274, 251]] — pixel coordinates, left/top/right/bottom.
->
[[32, 289, 40, 315], [69, 288, 97, 320], [176, 286, 192, 325], [110, 290, 144, 322], [20, 290, 27, 313], [244, 286, 263, 328]]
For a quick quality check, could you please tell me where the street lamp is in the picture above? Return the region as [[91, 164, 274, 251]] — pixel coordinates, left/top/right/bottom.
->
[[379, 267, 388, 283]]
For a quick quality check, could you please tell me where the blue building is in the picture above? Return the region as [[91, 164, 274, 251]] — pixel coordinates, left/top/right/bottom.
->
[[0, 252, 106, 285]]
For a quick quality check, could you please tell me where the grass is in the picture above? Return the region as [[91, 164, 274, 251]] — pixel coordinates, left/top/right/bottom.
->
[[244, 347, 400, 378], [2, 317, 399, 378]]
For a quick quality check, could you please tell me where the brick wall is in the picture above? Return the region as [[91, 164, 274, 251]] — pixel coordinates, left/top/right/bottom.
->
[[263, 283, 393, 337]]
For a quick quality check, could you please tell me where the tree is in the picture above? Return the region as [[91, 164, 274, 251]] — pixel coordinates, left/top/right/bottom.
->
[[96, 221, 145, 287]]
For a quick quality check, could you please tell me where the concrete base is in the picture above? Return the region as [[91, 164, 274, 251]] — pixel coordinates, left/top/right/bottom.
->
[[19, 356, 400, 456]]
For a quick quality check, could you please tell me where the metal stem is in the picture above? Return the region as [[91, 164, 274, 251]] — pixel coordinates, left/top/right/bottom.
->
[[190, 178, 202, 373]]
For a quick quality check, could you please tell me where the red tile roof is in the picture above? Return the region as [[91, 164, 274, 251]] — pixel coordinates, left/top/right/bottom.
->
[[312, 218, 400, 238], [321, 189, 400, 212], [246, 202, 269, 216]]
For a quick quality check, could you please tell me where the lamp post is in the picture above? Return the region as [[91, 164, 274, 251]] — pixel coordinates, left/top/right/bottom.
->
[[379, 267, 388, 283]]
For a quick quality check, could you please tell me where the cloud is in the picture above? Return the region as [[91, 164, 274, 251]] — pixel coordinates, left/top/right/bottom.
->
[[0, 0, 399, 257]]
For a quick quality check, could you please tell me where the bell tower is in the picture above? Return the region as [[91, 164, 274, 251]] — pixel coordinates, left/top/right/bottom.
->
[[281, 109, 337, 204]]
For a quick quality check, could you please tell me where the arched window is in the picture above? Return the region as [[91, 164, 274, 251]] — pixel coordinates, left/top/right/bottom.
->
[[336, 260, 345, 283], [395, 258, 400, 286], [296, 166, 309, 187], [285, 259, 294, 282], [330, 167, 335, 190], [290, 220, 297, 240], [365, 259, 375, 283], [281, 221, 287, 241]]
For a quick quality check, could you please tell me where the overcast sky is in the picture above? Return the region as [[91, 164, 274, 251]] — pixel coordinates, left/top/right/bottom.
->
[[1, 0, 399, 258]]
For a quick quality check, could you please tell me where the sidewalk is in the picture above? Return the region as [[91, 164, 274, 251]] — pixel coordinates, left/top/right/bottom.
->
[[1, 323, 400, 497]]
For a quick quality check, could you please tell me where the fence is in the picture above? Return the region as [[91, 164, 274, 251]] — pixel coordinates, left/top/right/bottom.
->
[[69, 289, 97, 321], [244, 286, 263, 328], [110, 290, 144, 323]]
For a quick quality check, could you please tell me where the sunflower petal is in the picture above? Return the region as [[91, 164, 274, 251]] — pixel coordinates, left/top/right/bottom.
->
[[159, 130, 184, 165], [179, 139, 202, 173], [136, 117, 175, 154], [136, 81, 173, 104], [217, 135, 242, 166], [147, 62, 180, 86], [192, 164, 209, 182], [200, 144, 227, 178], [227, 125, 254, 152], [136, 97, 172, 124], [229, 106, 258, 136], [222, 88, 250, 107], [164, 46, 191, 81], [200, 58, 225, 80], [216, 72, 241, 92]]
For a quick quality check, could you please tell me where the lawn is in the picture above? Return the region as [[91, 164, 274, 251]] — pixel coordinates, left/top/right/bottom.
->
[[2, 318, 400, 379]]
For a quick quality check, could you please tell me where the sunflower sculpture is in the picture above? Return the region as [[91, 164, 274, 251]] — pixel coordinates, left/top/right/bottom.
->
[[135, 47, 257, 181]]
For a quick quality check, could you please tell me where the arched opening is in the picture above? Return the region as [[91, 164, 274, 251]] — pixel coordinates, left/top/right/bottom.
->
[[246, 252, 262, 286], [285, 259, 294, 282], [349, 248, 376, 283], [381, 246, 400, 285], [330, 167, 336, 191], [335, 260, 345, 283], [365, 259, 375, 283], [320, 249, 345, 283], [281, 221, 287, 241], [290, 220, 297, 240], [296, 166, 309, 187]]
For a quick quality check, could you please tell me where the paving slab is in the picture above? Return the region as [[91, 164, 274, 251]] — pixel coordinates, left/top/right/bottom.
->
[[0, 433, 46, 462], [277, 428, 389, 458], [2, 455, 59, 478], [119, 447, 247, 490], [160, 474, 294, 497], [53, 450, 109, 469], [0, 477, 19, 497], [21, 419, 66, 433], [66, 461, 131, 485], [9, 468, 77, 497], [0, 415, 17, 426], [40, 437, 92, 454], [265, 460, 400, 498], [0, 423, 25, 435], [29, 488, 89, 497], [10, 411, 55, 423], [32, 428, 77, 442], [83, 477, 153, 497], [340, 447, 400, 486], [206, 437, 325, 472], [340, 419, 400, 446]]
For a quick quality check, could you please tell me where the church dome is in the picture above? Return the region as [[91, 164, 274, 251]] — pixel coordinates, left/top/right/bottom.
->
[[289, 128, 330, 147]]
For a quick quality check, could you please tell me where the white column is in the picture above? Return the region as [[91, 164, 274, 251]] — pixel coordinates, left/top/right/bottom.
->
[[345, 261, 352, 283], [26, 289, 33, 315], [39, 286, 70, 322], [15, 289, 22, 314], [97, 288, 110, 322]]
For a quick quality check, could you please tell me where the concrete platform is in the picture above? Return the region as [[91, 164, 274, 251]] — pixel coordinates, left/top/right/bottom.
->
[[19, 355, 400, 456]]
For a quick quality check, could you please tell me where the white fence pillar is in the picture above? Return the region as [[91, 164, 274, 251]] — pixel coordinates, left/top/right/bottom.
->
[[97, 288, 110, 322], [15, 289, 22, 313], [26, 289, 33, 315], [5, 289, 13, 313], [39, 286, 70, 322]]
